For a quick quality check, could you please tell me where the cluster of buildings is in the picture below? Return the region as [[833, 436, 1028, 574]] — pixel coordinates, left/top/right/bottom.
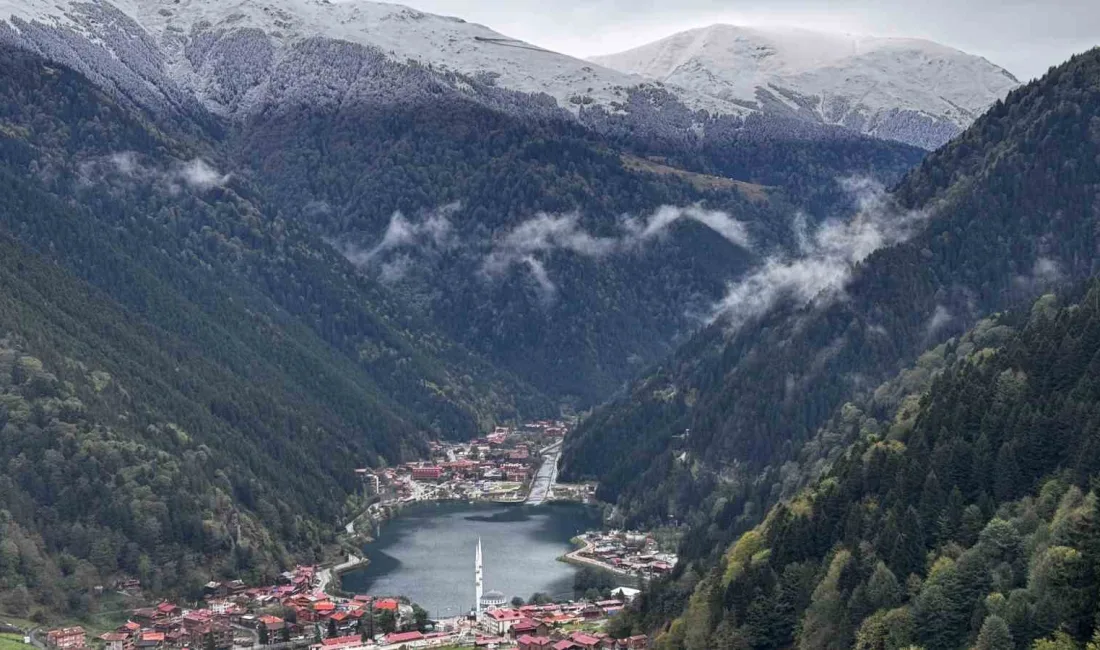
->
[[48, 566, 431, 650], [568, 532, 677, 580], [467, 540, 647, 650], [465, 602, 646, 650], [516, 631, 648, 650], [468, 602, 648, 650], [358, 421, 575, 505]]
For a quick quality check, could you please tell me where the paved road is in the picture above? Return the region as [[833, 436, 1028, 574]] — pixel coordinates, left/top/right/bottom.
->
[[562, 536, 639, 579], [525, 440, 562, 506], [317, 554, 364, 596]]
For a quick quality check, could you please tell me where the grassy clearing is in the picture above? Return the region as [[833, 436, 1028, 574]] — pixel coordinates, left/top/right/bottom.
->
[[0, 633, 31, 650], [620, 154, 770, 201]]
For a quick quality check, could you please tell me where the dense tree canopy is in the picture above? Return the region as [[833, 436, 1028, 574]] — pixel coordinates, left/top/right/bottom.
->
[[627, 281, 1100, 650]]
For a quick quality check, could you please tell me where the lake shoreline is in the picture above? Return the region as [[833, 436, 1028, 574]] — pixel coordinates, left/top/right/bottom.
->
[[337, 501, 611, 617]]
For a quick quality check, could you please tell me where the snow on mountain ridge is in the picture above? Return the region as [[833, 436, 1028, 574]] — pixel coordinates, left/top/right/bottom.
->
[[0, 0, 748, 119], [0, 2, 1014, 148], [592, 24, 1020, 149]]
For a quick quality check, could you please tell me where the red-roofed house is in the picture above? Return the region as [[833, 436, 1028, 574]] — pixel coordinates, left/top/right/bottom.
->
[[46, 628, 86, 650], [552, 641, 577, 650], [615, 636, 648, 650], [510, 619, 541, 638], [259, 615, 286, 632], [135, 632, 164, 650], [483, 609, 526, 636], [319, 635, 361, 649], [569, 632, 603, 650], [328, 612, 358, 635], [373, 598, 400, 611], [518, 635, 554, 650], [411, 466, 442, 481], [384, 631, 424, 646], [99, 633, 129, 650]]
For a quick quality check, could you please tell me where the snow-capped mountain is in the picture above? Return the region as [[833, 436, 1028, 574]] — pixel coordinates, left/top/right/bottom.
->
[[592, 25, 1021, 149], [0, 0, 747, 119], [0, 1, 1013, 149]]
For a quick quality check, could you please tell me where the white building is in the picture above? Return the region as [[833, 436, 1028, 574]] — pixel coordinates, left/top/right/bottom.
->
[[482, 608, 525, 636]]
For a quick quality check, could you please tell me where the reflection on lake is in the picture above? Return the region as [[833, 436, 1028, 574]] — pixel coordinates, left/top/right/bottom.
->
[[339, 502, 603, 617]]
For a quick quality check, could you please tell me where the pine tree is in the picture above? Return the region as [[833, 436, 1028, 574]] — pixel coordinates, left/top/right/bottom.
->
[[975, 615, 1013, 650]]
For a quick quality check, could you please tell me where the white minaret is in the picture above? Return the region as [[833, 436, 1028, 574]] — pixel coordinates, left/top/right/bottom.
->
[[475, 537, 484, 617]]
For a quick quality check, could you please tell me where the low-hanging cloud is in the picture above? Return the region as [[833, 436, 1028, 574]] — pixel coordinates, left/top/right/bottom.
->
[[81, 152, 231, 193], [481, 213, 620, 278], [327, 203, 460, 280], [711, 177, 930, 328], [621, 204, 751, 249], [334, 202, 751, 297], [177, 159, 231, 190], [482, 205, 752, 299]]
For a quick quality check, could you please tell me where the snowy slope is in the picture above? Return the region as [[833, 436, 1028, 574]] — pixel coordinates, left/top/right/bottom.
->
[[0, 2, 1014, 148], [0, 0, 747, 118], [592, 25, 1021, 149]]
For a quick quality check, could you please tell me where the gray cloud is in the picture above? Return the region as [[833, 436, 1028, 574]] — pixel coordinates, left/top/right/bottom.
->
[[710, 177, 929, 328], [387, 0, 1098, 80]]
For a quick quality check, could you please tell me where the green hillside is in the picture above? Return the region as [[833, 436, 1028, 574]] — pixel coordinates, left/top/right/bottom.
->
[[638, 282, 1100, 650]]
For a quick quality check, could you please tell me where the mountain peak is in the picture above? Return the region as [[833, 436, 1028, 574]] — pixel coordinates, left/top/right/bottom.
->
[[0, 0, 1015, 149], [592, 24, 1020, 149], [0, 0, 747, 119]]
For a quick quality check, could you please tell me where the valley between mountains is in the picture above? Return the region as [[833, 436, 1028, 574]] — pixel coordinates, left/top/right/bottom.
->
[[0, 2, 1098, 650]]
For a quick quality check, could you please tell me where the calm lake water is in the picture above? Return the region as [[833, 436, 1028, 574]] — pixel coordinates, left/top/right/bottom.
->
[[339, 501, 604, 617]]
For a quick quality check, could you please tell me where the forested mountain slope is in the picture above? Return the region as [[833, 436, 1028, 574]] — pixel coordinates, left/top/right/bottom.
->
[[0, 233, 310, 613], [0, 44, 562, 611], [0, 0, 932, 406], [564, 46, 1100, 584], [228, 59, 924, 404], [0, 45, 547, 439], [637, 282, 1100, 650]]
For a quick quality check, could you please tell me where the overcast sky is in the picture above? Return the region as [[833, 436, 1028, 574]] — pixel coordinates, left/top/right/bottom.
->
[[391, 0, 1099, 81]]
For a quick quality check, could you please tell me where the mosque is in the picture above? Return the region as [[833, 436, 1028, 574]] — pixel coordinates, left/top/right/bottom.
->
[[474, 538, 507, 616]]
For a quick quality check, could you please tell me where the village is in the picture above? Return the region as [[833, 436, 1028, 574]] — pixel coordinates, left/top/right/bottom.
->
[[563, 533, 678, 582], [34, 567, 648, 650], [352, 420, 594, 522], [24, 420, 672, 650]]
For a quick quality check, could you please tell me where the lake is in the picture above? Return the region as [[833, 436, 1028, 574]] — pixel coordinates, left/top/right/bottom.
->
[[339, 501, 604, 617]]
